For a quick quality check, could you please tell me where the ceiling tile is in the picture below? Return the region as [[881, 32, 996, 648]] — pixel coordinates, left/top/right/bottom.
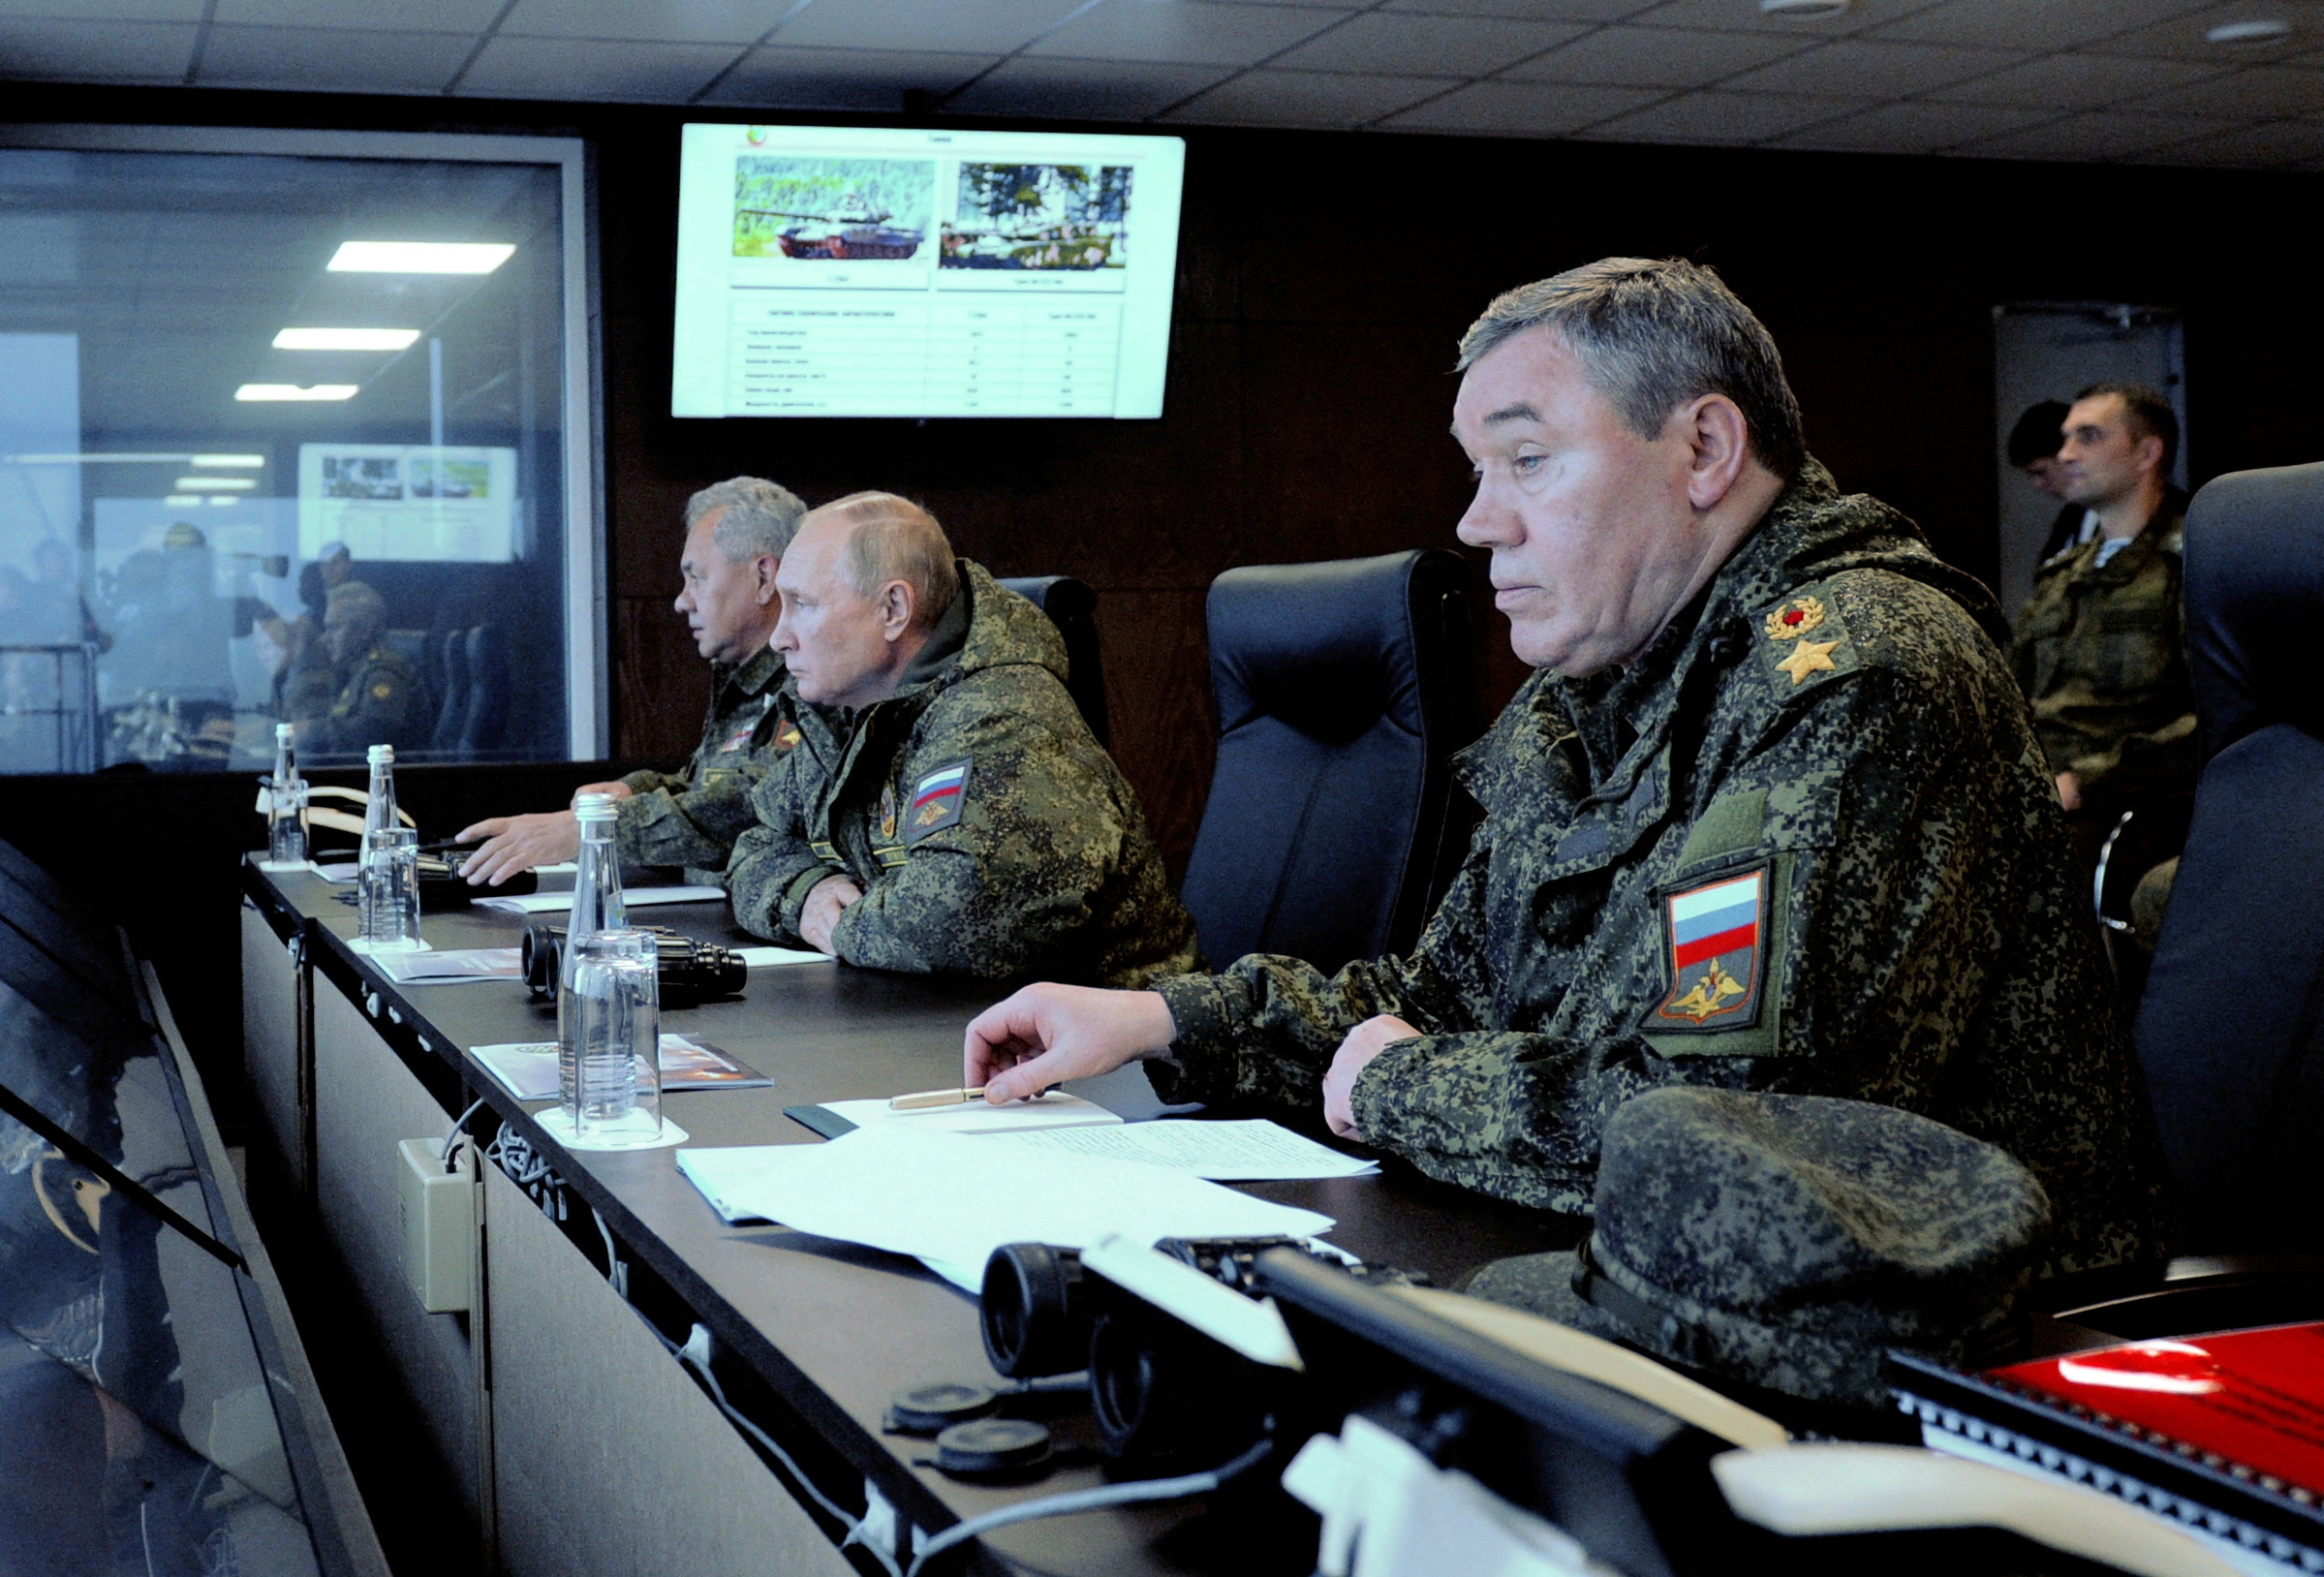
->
[[0, 0, 199, 15], [1627, 0, 1928, 37], [0, 16, 198, 77], [212, 0, 505, 28], [1720, 37, 2023, 96], [1578, 86, 1871, 139], [2124, 62, 2324, 114], [1866, 0, 2216, 52], [770, 0, 1091, 55], [195, 23, 475, 89], [499, 0, 796, 45], [941, 54, 1231, 115], [454, 35, 743, 100], [1961, 106, 2231, 158], [1165, 66, 1454, 123], [1379, 77, 1663, 131], [1930, 49, 2228, 108], [1026, 1, 1350, 66], [703, 45, 996, 106], [1381, 0, 1647, 17], [1504, 24, 1809, 87], [1770, 97, 2056, 149], [2082, 0, 2324, 62], [1271, 12, 1586, 74], [2148, 115, 2324, 163]]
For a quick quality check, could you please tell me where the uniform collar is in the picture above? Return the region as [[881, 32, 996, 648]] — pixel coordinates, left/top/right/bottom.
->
[[717, 643, 786, 699], [2078, 488, 2186, 585]]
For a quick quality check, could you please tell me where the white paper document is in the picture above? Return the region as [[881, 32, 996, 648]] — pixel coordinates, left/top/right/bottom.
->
[[818, 1092, 1121, 1137], [374, 946, 521, 985], [675, 1127, 1335, 1292], [736, 945, 830, 968], [989, 1119, 1378, 1180], [471, 1033, 743, 1099], [474, 884, 725, 914]]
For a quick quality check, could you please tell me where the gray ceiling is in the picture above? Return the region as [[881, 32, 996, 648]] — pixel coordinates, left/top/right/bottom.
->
[[2, 0, 2321, 170]]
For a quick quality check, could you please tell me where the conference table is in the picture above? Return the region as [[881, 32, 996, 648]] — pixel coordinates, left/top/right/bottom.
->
[[238, 858, 1573, 1577]]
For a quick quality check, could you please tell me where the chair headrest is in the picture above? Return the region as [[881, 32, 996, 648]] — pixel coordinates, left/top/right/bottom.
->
[[1208, 551, 1458, 744], [2185, 461, 2324, 762]]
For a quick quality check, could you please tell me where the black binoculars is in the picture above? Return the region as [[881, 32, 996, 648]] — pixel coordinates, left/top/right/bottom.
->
[[521, 922, 747, 1006]]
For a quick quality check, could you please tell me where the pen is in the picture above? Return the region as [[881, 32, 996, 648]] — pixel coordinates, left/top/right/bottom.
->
[[889, 1086, 988, 1110]]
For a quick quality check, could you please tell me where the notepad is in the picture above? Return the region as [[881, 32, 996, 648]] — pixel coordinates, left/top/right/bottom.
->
[[675, 1127, 1335, 1292], [471, 1034, 768, 1099], [787, 1091, 1122, 1139], [474, 884, 725, 914], [988, 1119, 1379, 1181], [374, 946, 521, 984]]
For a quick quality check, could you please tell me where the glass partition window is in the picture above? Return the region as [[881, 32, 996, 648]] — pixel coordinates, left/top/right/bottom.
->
[[0, 132, 593, 773]]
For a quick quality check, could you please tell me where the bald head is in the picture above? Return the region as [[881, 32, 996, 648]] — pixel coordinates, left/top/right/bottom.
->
[[774, 493, 960, 711]]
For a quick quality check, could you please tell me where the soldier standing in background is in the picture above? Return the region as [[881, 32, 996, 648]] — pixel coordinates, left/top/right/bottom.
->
[[458, 477, 808, 888], [726, 492, 1198, 989], [2008, 382, 2196, 882], [963, 259, 2164, 1280]]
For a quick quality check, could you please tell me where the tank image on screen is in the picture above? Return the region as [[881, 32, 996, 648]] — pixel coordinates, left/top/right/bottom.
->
[[733, 156, 935, 262], [942, 164, 1131, 271]]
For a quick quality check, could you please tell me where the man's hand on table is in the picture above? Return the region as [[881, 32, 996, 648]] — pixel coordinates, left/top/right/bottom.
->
[[799, 874, 862, 954], [966, 984, 1177, 1102], [454, 810, 580, 885], [1321, 1013, 1419, 1140], [571, 781, 635, 805]]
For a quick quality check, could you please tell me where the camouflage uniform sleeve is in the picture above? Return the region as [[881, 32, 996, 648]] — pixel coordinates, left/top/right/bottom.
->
[[725, 754, 841, 943], [1347, 664, 2076, 1212], [615, 755, 771, 875], [1144, 822, 1497, 1108], [620, 768, 691, 797], [308, 658, 412, 754], [826, 690, 1144, 981]]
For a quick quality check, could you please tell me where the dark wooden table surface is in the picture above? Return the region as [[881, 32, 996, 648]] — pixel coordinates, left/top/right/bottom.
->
[[254, 862, 1577, 1575]]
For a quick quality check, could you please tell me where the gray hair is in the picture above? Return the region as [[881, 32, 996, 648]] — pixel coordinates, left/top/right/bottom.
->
[[1456, 258, 1807, 481], [815, 492, 959, 632], [324, 581, 386, 635], [686, 476, 807, 563]]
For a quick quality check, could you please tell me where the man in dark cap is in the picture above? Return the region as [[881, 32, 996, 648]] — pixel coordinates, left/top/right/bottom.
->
[[965, 258, 2164, 1279]]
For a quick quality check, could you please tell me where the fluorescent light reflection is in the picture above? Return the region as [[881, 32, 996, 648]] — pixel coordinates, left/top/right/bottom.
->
[[4, 451, 263, 465], [164, 495, 201, 507], [174, 477, 257, 490], [327, 241, 513, 274], [236, 385, 358, 402], [190, 454, 266, 467], [273, 327, 421, 351]]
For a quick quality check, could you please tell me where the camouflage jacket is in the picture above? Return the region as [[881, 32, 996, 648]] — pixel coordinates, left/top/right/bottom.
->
[[1151, 462, 2166, 1278], [303, 642, 419, 756], [727, 561, 1200, 989], [2008, 496, 2198, 811], [617, 645, 800, 886]]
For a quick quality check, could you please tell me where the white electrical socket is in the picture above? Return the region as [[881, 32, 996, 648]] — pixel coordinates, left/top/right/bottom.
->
[[859, 1480, 913, 1565], [397, 1136, 475, 1313]]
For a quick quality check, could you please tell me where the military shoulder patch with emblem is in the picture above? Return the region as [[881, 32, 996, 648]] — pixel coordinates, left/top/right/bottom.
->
[[903, 758, 971, 843], [1755, 588, 1856, 693], [1653, 865, 1767, 1031]]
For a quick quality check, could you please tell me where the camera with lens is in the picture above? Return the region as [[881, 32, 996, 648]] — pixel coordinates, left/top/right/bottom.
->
[[522, 922, 747, 1006], [979, 1236, 1422, 1471]]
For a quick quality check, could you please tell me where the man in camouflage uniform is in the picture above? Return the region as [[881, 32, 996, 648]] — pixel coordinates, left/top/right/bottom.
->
[[297, 582, 419, 757], [459, 478, 807, 887], [967, 259, 2164, 1278], [2008, 383, 2196, 880], [727, 492, 1197, 988]]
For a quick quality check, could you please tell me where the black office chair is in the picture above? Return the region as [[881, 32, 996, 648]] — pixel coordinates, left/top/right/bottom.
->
[[2030, 461, 2324, 1336], [458, 624, 507, 758], [1179, 549, 1477, 975], [999, 574, 1109, 747], [429, 627, 471, 757]]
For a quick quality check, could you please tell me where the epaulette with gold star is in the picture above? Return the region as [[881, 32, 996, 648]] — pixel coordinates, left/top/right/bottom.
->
[[1752, 584, 1859, 696]]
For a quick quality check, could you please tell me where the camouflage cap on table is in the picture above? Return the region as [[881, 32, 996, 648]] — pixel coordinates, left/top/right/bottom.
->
[[1463, 1087, 2052, 1407]]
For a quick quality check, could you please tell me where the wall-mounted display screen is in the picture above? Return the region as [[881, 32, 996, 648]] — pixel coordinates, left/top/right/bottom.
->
[[672, 124, 1185, 420]]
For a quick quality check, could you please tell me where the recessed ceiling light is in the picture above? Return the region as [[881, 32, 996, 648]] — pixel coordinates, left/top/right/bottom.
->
[[164, 494, 201, 507], [2207, 17, 2291, 43], [327, 241, 514, 274], [1761, 0, 1850, 15], [273, 327, 422, 351], [236, 384, 359, 402], [174, 477, 257, 490], [189, 453, 266, 467]]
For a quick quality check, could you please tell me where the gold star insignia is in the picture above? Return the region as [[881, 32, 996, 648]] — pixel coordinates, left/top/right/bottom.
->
[[1775, 638, 1839, 686]]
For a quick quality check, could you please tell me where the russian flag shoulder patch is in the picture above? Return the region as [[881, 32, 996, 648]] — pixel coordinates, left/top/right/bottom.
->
[[1653, 863, 1768, 1031], [903, 758, 972, 843]]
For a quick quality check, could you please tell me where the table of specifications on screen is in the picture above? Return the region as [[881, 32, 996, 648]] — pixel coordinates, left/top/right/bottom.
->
[[727, 292, 1125, 417]]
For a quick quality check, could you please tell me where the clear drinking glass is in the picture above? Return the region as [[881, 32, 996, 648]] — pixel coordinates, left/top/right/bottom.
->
[[558, 929, 661, 1143], [356, 825, 421, 951]]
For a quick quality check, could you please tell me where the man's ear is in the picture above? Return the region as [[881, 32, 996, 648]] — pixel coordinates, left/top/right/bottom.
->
[[752, 554, 780, 605], [878, 580, 916, 642], [1682, 393, 1753, 512], [2137, 433, 2167, 478]]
